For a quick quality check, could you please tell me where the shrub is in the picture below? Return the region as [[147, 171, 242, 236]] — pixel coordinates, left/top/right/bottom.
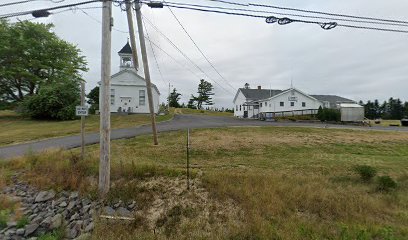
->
[[20, 81, 80, 120], [354, 165, 377, 182], [377, 176, 397, 192], [317, 106, 341, 122]]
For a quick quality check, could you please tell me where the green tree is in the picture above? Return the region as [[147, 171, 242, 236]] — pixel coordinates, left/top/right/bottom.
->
[[87, 86, 99, 114], [168, 88, 181, 108], [0, 20, 87, 102], [20, 81, 80, 120], [187, 96, 197, 109], [189, 79, 214, 109]]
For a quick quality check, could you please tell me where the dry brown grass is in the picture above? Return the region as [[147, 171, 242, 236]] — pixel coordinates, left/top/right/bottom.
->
[[2, 126, 408, 239]]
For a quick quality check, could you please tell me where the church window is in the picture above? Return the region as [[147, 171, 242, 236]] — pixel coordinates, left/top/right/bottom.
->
[[139, 90, 146, 106], [110, 89, 115, 105]]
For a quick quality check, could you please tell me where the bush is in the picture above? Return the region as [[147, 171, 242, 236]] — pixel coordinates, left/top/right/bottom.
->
[[317, 106, 341, 122], [20, 81, 80, 120], [354, 165, 377, 182], [377, 176, 397, 192]]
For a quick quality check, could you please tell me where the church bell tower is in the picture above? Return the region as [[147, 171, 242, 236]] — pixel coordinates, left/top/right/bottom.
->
[[118, 41, 136, 71]]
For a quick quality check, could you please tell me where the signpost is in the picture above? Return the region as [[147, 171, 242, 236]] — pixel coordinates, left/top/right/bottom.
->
[[77, 81, 87, 160]]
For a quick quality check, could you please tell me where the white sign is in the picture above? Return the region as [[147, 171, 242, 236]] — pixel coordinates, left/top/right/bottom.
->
[[288, 96, 298, 102], [76, 106, 88, 116]]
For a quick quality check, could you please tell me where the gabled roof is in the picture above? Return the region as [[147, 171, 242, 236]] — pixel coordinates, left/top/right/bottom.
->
[[118, 42, 132, 54], [311, 95, 355, 107], [240, 88, 283, 100]]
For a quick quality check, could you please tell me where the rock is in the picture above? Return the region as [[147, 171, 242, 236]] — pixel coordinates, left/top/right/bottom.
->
[[34, 190, 55, 203], [74, 232, 91, 240], [70, 213, 79, 222], [67, 201, 77, 211], [116, 207, 131, 217], [24, 223, 39, 237], [59, 201, 68, 208], [103, 206, 115, 216], [40, 216, 52, 227], [66, 227, 78, 239], [84, 222, 94, 232], [127, 201, 136, 210], [113, 201, 122, 209], [16, 228, 25, 236], [7, 221, 17, 228], [69, 192, 79, 200], [50, 214, 63, 229]]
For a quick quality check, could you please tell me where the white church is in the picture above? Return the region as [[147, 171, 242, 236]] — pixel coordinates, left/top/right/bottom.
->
[[103, 42, 160, 114]]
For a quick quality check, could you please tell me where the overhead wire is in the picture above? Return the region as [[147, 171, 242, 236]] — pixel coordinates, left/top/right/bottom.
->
[[165, 2, 236, 92], [142, 15, 169, 86], [160, 1, 408, 28], [142, 15, 234, 94], [148, 2, 408, 34], [0, 0, 100, 19]]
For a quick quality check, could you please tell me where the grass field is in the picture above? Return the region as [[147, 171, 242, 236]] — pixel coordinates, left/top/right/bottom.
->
[[2, 126, 408, 239], [0, 110, 173, 146], [175, 108, 233, 117]]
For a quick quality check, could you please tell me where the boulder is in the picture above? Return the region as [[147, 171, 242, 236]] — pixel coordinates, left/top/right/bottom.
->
[[24, 223, 39, 237], [50, 214, 63, 229], [34, 191, 55, 203]]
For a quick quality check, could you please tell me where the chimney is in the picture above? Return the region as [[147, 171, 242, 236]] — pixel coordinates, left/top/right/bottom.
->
[[257, 86, 261, 90]]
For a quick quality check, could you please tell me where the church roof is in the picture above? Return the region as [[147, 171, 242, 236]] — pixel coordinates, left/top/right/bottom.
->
[[118, 42, 132, 54]]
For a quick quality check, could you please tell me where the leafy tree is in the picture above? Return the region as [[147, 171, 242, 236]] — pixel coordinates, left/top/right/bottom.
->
[[189, 79, 214, 109], [87, 86, 99, 114], [168, 88, 181, 108], [0, 20, 87, 102], [317, 106, 340, 122], [20, 81, 80, 120]]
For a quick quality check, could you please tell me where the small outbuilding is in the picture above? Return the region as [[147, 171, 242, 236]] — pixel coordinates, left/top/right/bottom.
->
[[339, 103, 364, 122]]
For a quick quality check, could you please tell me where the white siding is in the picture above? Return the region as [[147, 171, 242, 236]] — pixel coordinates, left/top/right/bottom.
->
[[260, 89, 322, 114], [233, 91, 247, 118], [100, 70, 160, 114]]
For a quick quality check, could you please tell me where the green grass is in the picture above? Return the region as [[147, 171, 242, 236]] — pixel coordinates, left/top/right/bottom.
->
[[0, 110, 173, 146], [175, 108, 233, 117], [4, 126, 408, 239]]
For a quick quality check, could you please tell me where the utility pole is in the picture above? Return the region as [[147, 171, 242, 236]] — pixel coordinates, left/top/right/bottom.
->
[[125, 0, 139, 71], [135, 1, 159, 145], [80, 81, 85, 160], [99, 0, 112, 196], [168, 83, 171, 111]]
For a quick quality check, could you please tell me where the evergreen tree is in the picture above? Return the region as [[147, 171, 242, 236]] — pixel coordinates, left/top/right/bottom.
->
[[189, 79, 214, 109], [168, 88, 182, 108]]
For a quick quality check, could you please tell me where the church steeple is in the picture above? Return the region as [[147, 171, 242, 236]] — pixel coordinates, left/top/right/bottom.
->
[[118, 41, 135, 70]]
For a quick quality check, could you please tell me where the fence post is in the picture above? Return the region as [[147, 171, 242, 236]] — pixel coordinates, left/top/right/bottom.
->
[[186, 128, 190, 190]]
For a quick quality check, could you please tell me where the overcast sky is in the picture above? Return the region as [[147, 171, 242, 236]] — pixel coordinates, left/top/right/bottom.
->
[[3, 0, 408, 107]]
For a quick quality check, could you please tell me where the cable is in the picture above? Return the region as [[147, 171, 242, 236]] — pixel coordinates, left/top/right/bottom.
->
[[143, 16, 234, 94], [159, 1, 408, 28], [0, 0, 100, 19], [248, 2, 408, 25], [78, 8, 129, 34], [153, 2, 408, 34], [165, 3, 236, 92], [142, 16, 168, 86]]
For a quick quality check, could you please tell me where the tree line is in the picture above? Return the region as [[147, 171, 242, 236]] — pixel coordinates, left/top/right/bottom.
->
[[359, 98, 408, 120]]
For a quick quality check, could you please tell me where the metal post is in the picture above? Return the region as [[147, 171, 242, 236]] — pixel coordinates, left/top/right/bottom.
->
[[135, 2, 159, 145], [99, 0, 112, 197], [186, 128, 190, 190], [80, 81, 85, 160]]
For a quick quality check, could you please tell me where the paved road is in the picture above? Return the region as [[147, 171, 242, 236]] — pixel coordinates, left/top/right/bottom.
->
[[1, 114, 407, 160]]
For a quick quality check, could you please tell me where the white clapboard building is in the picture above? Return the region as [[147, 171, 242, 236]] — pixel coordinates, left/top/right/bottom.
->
[[233, 83, 358, 119], [100, 42, 160, 114]]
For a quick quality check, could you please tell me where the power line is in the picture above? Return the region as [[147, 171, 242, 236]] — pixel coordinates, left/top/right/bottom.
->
[[152, 2, 408, 34], [248, 2, 408, 25], [142, 15, 234, 94], [165, 3, 236, 92], [142, 16, 169, 86], [0, 0, 100, 19], [161, 1, 408, 28]]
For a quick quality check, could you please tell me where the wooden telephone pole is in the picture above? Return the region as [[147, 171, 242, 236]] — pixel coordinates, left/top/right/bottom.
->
[[80, 81, 85, 160], [125, 0, 139, 70], [99, 0, 112, 196], [134, 1, 159, 145]]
